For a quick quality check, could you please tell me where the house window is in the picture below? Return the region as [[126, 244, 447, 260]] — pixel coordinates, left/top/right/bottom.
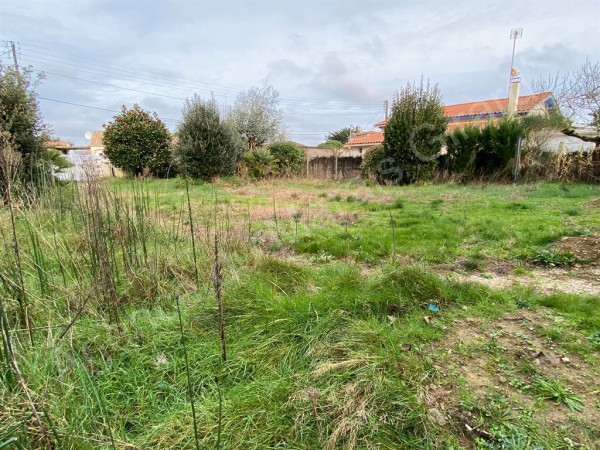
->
[[359, 147, 363, 154]]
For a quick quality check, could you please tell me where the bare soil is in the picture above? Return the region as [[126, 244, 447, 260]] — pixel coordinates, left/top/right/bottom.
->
[[555, 235, 600, 262], [423, 308, 600, 448]]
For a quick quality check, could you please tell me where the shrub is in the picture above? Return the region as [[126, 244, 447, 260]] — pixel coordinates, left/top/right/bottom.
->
[[382, 79, 447, 184], [267, 141, 304, 176], [361, 145, 385, 180], [175, 96, 241, 180], [103, 104, 172, 177], [444, 118, 526, 178], [475, 118, 525, 175], [244, 147, 275, 179], [444, 126, 481, 174]]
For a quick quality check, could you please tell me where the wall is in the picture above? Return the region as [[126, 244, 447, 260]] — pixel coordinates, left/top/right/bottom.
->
[[303, 155, 363, 179]]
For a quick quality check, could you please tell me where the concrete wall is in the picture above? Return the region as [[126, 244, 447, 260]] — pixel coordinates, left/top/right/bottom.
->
[[302, 155, 363, 179]]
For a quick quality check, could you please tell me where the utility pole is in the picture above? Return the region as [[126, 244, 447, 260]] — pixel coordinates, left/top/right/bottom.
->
[[384, 100, 389, 121], [10, 41, 19, 71], [508, 28, 523, 94]]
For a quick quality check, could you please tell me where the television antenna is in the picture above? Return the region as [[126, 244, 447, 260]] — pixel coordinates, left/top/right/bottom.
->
[[508, 27, 523, 92]]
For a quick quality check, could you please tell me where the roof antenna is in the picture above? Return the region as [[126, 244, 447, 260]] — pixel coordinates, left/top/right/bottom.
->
[[508, 28, 523, 95]]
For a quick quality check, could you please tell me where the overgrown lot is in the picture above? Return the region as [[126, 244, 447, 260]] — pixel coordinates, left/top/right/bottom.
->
[[1, 178, 599, 449]]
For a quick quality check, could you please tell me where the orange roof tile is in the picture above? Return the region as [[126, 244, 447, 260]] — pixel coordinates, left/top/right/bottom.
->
[[347, 131, 384, 146], [90, 130, 104, 147], [443, 92, 553, 118], [446, 118, 503, 131], [45, 140, 70, 148], [376, 92, 553, 127]]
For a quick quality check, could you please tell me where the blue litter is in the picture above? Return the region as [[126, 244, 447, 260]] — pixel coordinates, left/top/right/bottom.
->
[[428, 303, 439, 312]]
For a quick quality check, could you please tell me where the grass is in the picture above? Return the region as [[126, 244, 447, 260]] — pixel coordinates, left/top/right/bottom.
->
[[0, 177, 598, 449], [531, 377, 584, 411]]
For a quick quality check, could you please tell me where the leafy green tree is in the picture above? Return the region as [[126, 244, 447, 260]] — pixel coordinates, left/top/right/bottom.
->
[[267, 141, 304, 176], [228, 83, 283, 150], [0, 65, 50, 195], [382, 79, 447, 184], [103, 105, 172, 177], [175, 96, 242, 180], [325, 126, 359, 144], [317, 139, 344, 148]]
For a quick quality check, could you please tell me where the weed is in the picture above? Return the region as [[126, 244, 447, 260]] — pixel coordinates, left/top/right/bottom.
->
[[462, 258, 483, 271], [532, 376, 583, 411], [564, 207, 581, 216], [430, 199, 443, 209], [390, 198, 405, 209], [533, 249, 575, 267]]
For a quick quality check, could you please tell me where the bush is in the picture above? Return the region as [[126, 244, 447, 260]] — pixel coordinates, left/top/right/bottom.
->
[[244, 147, 275, 179], [361, 145, 385, 180], [267, 141, 304, 176], [382, 79, 447, 184], [443, 126, 481, 175], [175, 96, 241, 180], [444, 118, 526, 178], [103, 105, 172, 177], [476, 118, 525, 175]]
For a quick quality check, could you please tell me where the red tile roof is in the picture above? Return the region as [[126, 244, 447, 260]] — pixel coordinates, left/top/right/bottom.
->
[[375, 92, 553, 128], [347, 131, 384, 146], [443, 92, 553, 118], [45, 140, 70, 148], [90, 130, 104, 147]]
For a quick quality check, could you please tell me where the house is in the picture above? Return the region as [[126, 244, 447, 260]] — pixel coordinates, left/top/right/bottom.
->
[[345, 120, 387, 154], [346, 82, 555, 153], [443, 90, 555, 131], [89, 130, 105, 155], [45, 140, 72, 153]]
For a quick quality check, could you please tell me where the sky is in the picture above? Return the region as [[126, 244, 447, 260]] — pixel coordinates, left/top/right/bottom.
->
[[1, 0, 599, 146]]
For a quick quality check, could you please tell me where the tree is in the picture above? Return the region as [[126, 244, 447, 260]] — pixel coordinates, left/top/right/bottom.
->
[[267, 141, 304, 176], [317, 139, 344, 148], [103, 105, 172, 177], [175, 96, 241, 180], [531, 59, 600, 142], [0, 65, 50, 196], [325, 126, 359, 144], [382, 79, 447, 184], [228, 83, 283, 150]]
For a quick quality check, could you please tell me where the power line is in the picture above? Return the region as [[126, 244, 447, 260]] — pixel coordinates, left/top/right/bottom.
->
[[14, 41, 382, 108], [37, 70, 187, 101], [37, 97, 179, 123], [24, 55, 378, 111]]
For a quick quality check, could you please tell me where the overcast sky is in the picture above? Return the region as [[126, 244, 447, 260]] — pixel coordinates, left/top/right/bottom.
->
[[1, 0, 599, 145]]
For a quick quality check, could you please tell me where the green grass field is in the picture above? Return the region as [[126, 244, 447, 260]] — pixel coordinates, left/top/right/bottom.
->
[[1, 178, 599, 449]]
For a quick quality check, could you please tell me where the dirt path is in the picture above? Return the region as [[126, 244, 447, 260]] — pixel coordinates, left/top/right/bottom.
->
[[454, 265, 600, 296]]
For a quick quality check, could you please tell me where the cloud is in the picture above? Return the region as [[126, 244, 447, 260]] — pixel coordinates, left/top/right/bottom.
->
[[2, 0, 598, 145]]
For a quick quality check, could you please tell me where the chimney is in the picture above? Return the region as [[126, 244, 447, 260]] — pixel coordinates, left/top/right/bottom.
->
[[507, 79, 521, 116]]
